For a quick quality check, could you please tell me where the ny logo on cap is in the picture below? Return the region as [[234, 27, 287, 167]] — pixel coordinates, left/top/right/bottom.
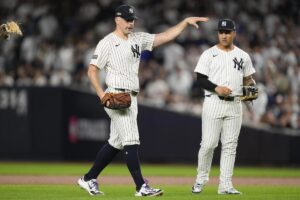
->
[[129, 8, 133, 13], [222, 21, 227, 26]]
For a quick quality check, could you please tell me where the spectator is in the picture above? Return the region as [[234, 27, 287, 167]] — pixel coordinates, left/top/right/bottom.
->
[[0, 0, 299, 129], [167, 64, 193, 97], [145, 68, 170, 107]]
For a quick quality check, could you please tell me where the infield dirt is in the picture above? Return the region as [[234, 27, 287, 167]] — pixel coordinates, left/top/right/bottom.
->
[[1, 176, 300, 185]]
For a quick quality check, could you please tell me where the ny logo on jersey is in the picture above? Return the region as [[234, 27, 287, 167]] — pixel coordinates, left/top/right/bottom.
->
[[131, 44, 140, 58], [233, 57, 244, 71]]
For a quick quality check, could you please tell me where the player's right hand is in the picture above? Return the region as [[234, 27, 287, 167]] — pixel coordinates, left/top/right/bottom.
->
[[99, 92, 110, 107], [215, 86, 232, 96], [185, 17, 209, 29]]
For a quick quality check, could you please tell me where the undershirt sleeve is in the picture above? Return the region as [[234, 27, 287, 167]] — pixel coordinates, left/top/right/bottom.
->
[[196, 73, 218, 92]]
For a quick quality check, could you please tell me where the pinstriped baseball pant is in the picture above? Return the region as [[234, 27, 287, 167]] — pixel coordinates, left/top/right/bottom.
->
[[196, 95, 242, 190], [104, 88, 140, 150]]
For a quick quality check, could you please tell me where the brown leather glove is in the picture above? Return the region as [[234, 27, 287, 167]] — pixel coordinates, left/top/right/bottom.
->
[[101, 92, 131, 109]]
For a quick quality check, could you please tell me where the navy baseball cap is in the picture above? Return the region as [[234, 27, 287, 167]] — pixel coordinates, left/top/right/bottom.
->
[[115, 5, 138, 21], [217, 19, 236, 31]]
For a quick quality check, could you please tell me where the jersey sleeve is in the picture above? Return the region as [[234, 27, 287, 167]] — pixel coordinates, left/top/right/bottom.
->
[[90, 39, 109, 70], [243, 53, 256, 77], [194, 50, 211, 76], [138, 32, 155, 51]]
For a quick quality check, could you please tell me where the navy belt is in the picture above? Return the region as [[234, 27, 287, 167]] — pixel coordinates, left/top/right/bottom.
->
[[218, 96, 235, 101], [114, 88, 138, 96], [205, 95, 235, 101]]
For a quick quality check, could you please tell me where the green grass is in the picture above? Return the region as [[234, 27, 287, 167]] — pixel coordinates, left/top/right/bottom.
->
[[1, 162, 300, 199], [0, 185, 299, 200], [1, 162, 300, 177]]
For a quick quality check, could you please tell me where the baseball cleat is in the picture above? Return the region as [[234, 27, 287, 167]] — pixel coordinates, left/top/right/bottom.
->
[[135, 183, 163, 197], [192, 182, 204, 194], [78, 177, 104, 196], [218, 188, 242, 195]]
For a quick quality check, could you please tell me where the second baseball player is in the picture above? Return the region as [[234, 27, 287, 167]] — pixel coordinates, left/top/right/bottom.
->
[[192, 19, 257, 195]]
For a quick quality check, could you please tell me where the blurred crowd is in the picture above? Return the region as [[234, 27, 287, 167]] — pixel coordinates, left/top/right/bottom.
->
[[0, 0, 299, 130]]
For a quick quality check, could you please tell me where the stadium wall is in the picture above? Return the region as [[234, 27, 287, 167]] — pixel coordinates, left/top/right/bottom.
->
[[0, 87, 299, 165]]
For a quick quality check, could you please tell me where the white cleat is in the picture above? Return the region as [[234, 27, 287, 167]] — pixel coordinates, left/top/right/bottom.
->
[[135, 183, 163, 197], [192, 182, 204, 194], [78, 177, 104, 196], [218, 188, 242, 195]]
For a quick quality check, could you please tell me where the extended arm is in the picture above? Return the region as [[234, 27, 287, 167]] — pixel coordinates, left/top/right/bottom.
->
[[153, 17, 208, 48]]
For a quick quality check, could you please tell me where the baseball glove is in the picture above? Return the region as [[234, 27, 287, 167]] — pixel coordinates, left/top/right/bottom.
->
[[101, 92, 131, 109], [240, 85, 258, 101], [0, 21, 23, 40]]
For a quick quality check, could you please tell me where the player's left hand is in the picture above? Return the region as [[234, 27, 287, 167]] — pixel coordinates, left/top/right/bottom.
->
[[185, 17, 209, 29], [240, 85, 258, 101]]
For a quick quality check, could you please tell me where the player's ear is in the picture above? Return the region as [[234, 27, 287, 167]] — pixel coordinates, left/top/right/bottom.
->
[[115, 17, 119, 25], [115, 17, 123, 25], [232, 31, 236, 37]]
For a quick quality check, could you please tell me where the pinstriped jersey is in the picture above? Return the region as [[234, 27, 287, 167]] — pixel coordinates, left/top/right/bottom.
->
[[194, 45, 255, 96], [90, 32, 155, 92]]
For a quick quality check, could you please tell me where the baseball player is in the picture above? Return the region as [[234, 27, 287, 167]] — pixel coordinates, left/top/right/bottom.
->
[[192, 19, 256, 195], [77, 4, 208, 197]]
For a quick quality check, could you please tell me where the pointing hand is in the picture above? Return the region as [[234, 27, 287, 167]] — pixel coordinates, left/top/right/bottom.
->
[[185, 17, 209, 29]]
